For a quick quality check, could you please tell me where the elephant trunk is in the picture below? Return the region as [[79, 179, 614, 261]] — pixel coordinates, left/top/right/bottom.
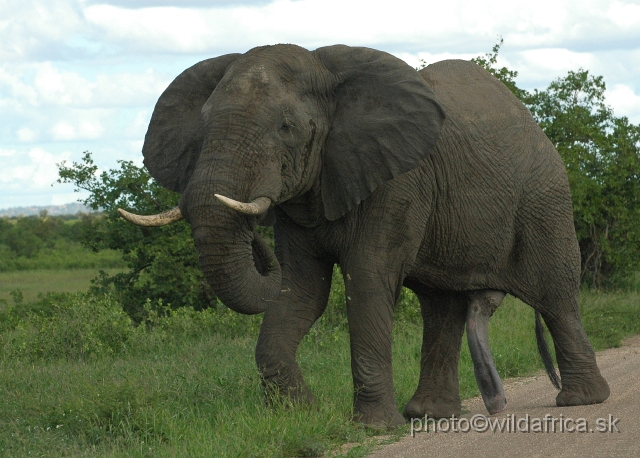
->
[[188, 205, 281, 314], [182, 136, 283, 315]]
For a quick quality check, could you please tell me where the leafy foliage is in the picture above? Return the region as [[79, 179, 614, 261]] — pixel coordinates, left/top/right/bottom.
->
[[0, 212, 124, 271], [2, 292, 134, 361], [474, 41, 640, 288], [57, 152, 216, 320], [526, 71, 640, 287]]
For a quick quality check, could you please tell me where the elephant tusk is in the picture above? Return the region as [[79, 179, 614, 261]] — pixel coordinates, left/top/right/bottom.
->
[[214, 194, 272, 216], [117, 206, 183, 226]]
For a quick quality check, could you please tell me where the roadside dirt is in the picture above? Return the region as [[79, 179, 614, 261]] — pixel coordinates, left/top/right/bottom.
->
[[369, 335, 640, 457]]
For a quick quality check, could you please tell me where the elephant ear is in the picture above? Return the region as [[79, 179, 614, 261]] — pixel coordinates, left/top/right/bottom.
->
[[314, 45, 445, 221], [143, 53, 241, 193]]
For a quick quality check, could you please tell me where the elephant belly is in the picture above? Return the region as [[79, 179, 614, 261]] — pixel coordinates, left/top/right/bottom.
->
[[408, 194, 518, 292]]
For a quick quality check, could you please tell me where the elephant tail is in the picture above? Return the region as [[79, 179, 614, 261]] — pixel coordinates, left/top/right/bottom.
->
[[535, 311, 561, 390]]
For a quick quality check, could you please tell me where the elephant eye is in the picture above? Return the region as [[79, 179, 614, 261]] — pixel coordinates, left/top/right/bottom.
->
[[280, 118, 296, 132]]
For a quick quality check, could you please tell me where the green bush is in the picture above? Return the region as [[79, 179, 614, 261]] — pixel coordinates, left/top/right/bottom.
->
[[3, 228, 43, 258], [57, 153, 276, 320], [0, 213, 125, 272], [57, 152, 221, 320], [2, 292, 134, 361], [0, 291, 264, 363], [525, 72, 640, 288]]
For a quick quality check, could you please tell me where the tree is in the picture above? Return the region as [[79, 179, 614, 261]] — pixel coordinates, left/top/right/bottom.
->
[[526, 71, 640, 287], [57, 152, 216, 320]]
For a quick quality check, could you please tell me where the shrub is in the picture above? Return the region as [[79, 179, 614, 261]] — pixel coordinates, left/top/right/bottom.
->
[[57, 152, 216, 320], [525, 71, 640, 288], [2, 292, 134, 361]]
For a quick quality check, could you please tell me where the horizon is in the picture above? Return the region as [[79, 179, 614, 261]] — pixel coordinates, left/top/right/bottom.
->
[[0, 202, 93, 216]]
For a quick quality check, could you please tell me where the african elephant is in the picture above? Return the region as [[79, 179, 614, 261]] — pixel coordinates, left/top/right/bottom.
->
[[119, 44, 610, 427]]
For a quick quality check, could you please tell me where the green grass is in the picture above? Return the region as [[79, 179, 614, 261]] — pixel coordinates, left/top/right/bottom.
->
[[0, 268, 124, 305], [0, 271, 638, 457]]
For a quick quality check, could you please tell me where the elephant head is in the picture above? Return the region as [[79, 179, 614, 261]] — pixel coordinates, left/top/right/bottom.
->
[[120, 44, 445, 315]]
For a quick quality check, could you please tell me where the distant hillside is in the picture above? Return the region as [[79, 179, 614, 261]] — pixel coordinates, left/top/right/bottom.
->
[[0, 203, 96, 217]]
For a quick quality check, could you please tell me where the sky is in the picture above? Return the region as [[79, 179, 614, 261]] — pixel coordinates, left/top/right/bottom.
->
[[1, 0, 639, 210]]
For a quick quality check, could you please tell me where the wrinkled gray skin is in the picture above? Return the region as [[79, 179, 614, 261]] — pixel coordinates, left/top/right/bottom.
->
[[135, 44, 610, 427]]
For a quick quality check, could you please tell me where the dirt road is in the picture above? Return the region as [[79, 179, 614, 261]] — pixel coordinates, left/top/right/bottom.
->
[[370, 336, 640, 457]]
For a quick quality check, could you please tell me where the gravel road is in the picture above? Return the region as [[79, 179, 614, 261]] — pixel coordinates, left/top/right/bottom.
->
[[369, 335, 640, 457]]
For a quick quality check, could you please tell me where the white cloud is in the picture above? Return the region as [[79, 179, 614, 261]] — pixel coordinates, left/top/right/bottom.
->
[[125, 110, 152, 138], [92, 69, 171, 108], [0, 0, 85, 61], [51, 118, 105, 141], [607, 1, 640, 28], [607, 84, 640, 124], [16, 127, 39, 142], [0, 147, 71, 189], [84, 5, 213, 53], [50, 123, 76, 140], [77, 0, 637, 56], [33, 62, 94, 106], [514, 48, 596, 85], [0, 60, 169, 147], [3, 62, 171, 109], [0, 66, 40, 107]]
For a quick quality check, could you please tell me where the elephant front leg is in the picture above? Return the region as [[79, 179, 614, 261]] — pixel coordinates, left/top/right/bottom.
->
[[255, 237, 334, 406], [343, 267, 406, 428], [403, 290, 467, 419]]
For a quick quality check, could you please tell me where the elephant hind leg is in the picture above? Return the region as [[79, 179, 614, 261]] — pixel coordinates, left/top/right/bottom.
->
[[535, 298, 610, 407], [403, 289, 467, 419]]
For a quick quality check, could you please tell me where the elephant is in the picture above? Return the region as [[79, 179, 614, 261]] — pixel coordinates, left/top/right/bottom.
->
[[119, 44, 610, 427]]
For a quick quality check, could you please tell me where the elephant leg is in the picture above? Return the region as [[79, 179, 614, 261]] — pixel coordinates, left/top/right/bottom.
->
[[255, 225, 334, 405], [536, 299, 610, 407], [403, 289, 467, 419], [342, 263, 406, 428], [466, 290, 507, 415]]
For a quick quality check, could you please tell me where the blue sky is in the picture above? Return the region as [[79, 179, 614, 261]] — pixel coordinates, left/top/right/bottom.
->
[[1, 0, 639, 209]]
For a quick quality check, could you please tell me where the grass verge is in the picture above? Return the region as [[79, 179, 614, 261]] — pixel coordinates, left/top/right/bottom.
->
[[0, 275, 638, 456]]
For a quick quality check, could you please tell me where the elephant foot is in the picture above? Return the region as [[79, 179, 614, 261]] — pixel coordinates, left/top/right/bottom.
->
[[484, 395, 507, 415], [403, 394, 461, 420], [260, 364, 317, 407], [556, 373, 610, 407], [263, 380, 317, 407], [353, 407, 406, 429]]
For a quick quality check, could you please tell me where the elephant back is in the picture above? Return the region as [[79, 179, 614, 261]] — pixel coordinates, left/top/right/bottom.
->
[[419, 60, 564, 174], [420, 61, 531, 141]]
